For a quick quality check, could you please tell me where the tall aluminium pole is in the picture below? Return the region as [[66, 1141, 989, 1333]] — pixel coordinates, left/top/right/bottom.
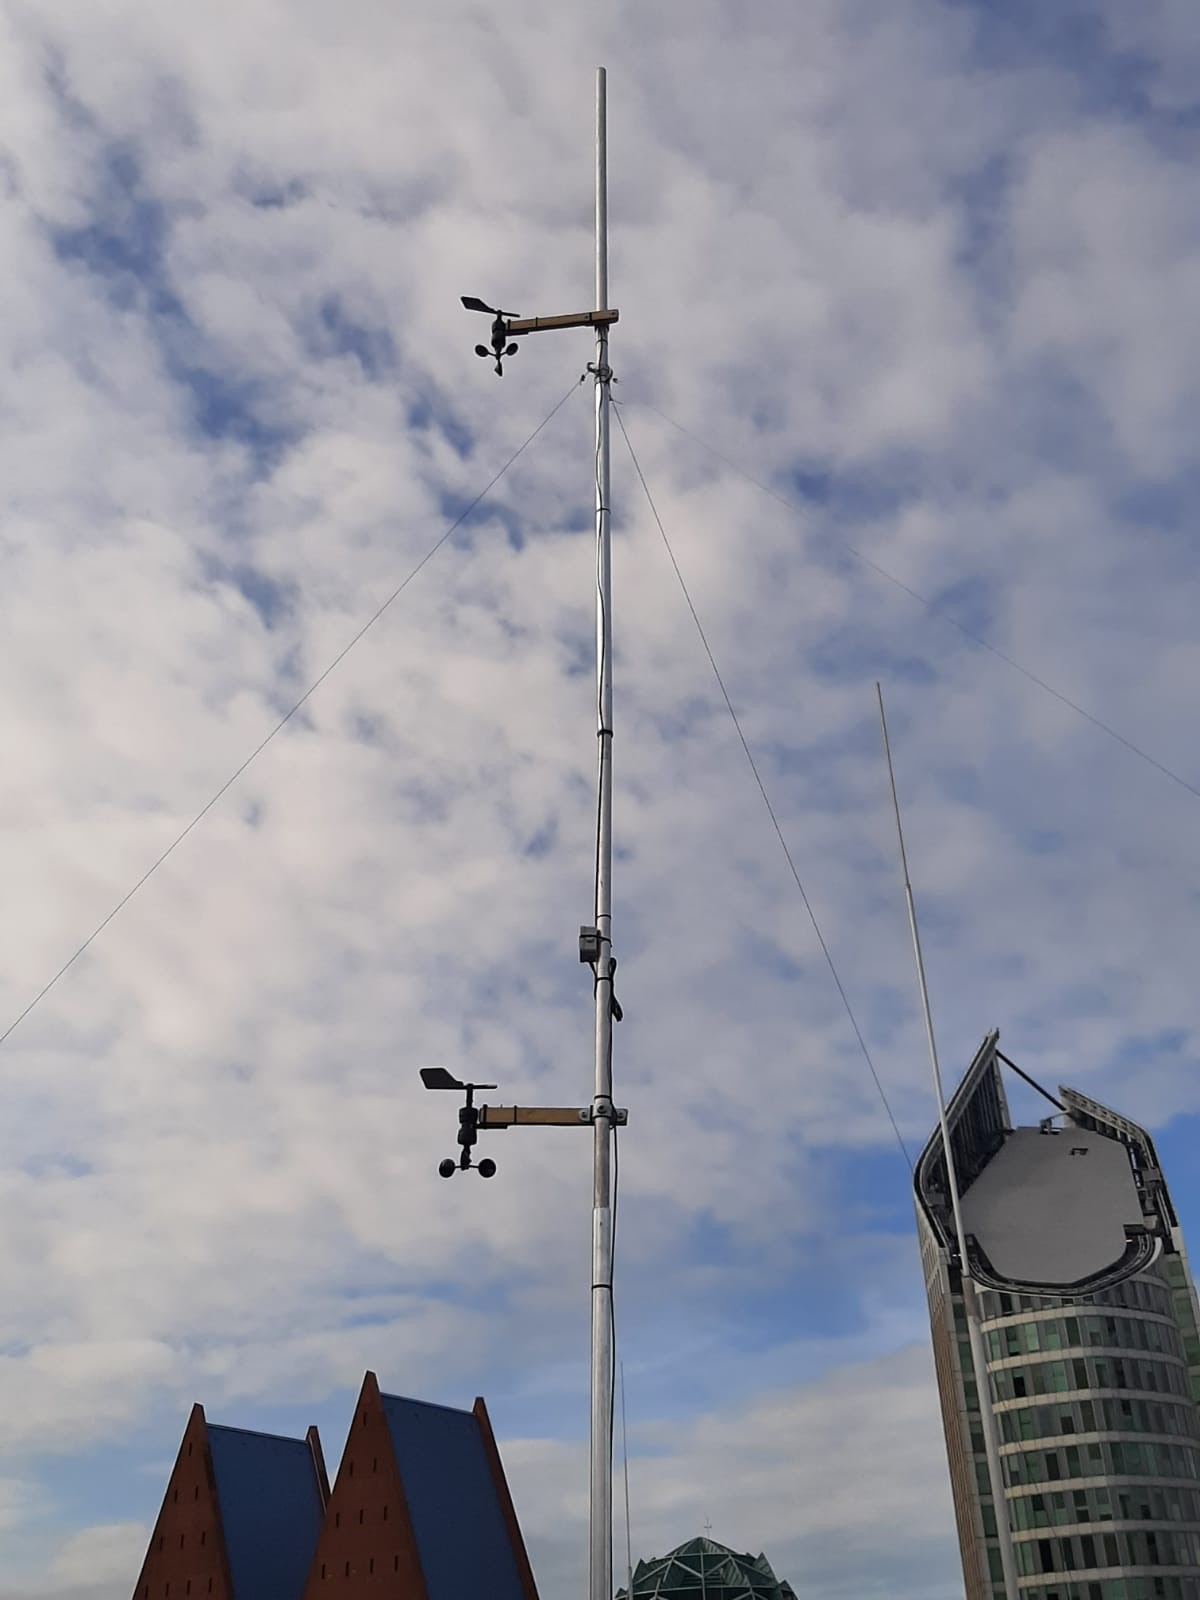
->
[[877, 685, 1020, 1600], [449, 67, 622, 1600], [590, 62, 617, 1600]]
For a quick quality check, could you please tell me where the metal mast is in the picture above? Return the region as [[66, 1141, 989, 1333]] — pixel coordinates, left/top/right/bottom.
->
[[877, 686, 1020, 1600], [590, 63, 617, 1600], [445, 66, 623, 1600]]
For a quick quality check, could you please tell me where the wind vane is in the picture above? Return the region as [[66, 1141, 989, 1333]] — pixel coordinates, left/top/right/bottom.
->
[[423, 67, 624, 1600], [460, 294, 619, 377]]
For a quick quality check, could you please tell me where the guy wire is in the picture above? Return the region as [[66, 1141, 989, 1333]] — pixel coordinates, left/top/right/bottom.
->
[[615, 403, 912, 1171], [0, 380, 583, 1054]]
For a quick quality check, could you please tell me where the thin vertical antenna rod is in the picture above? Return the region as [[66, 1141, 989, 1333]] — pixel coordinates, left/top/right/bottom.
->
[[876, 684, 1020, 1600], [620, 1361, 634, 1600], [590, 62, 617, 1600]]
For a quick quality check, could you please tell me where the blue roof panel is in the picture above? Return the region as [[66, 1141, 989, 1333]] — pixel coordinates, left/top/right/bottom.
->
[[381, 1394, 527, 1600], [208, 1425, 324, 1600]]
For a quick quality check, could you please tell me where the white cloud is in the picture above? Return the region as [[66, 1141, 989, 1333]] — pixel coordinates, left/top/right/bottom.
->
[[0, 3, 1196, 1598], [50, 1524, 148, 1588], [0, 1519, 148, 1600], [510, 1343, 961, 1600]]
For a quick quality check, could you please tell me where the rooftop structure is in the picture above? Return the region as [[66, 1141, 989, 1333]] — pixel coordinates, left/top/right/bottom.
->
[[916, 1033, 1172, 1298], [132, 1404, 328, 1600], [132, 1371, 537, 1600], [916, 1031, 1200, 1600], [302, 1371, 537, 1600], [616, 1536, 798, 1600]]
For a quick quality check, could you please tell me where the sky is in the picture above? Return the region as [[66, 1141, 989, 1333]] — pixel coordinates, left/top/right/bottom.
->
[[2, 1, 1200, 1596]]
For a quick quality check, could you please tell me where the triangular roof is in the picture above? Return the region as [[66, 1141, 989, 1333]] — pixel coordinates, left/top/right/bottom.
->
[[300, 1371, 537, 1600], [132, 1404, 328, 1600], [619, 1536, 797, 1600], [381, 1390, 536, 1600], [209, 1423, 329, 1598]]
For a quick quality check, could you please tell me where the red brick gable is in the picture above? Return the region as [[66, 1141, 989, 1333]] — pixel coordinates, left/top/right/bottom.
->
[[131, 1405, 234, 1600], [131, 1374, 537, 1600], [300, 1371, 428, 1599], [472, 1398, 539, 1600]]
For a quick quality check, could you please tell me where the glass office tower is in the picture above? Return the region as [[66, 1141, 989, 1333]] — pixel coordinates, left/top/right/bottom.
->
[[916, 1032, 1200, 1600]]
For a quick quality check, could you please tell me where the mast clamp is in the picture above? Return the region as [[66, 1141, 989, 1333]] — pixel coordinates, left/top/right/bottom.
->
[[581, 1104, 628, 1126]]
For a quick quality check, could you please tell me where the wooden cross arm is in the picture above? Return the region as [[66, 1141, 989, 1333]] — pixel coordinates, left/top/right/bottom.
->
[[505, 308, 619, 336], [477, 1104, 628, 1129]]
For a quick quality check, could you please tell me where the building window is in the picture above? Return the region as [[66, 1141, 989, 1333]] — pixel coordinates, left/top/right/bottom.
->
[[369, 1559, 375, 1574]]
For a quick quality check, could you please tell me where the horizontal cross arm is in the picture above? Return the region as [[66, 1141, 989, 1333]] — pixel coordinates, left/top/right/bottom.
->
[[506, 308, 619, 336], [477, 1104, 628, 1129]]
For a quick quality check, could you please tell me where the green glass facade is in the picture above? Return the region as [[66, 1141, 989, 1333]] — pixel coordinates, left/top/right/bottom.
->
[[976, 1264, 1200, 1600], [616, 1537, 797, 1600]]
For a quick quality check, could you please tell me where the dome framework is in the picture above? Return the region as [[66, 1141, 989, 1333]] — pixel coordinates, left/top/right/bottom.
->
[[617, 1536, 798, 1600]]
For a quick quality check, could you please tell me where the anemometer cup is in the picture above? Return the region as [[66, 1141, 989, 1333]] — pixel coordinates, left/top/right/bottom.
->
[[437, 1155, 496, 1178]]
